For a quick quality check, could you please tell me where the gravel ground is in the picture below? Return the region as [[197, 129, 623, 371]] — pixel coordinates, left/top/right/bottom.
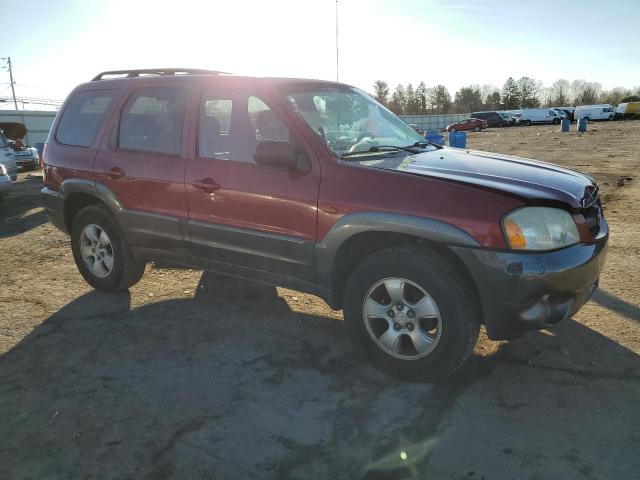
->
[[1, 120, 639, 479]]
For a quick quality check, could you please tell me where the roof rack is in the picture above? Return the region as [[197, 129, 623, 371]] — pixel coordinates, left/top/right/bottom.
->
[[91, 68, 227, 81]]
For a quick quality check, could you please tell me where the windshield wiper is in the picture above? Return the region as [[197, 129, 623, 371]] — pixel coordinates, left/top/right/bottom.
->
[[410, 140, 443, 149], [341, 144, 421, 158]]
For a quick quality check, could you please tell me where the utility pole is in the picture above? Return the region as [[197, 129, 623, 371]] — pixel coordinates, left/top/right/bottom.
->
[[5, 57, 19, 111]]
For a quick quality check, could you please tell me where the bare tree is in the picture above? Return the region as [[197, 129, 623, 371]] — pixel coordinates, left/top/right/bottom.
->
[[548, 79, 571, 106]]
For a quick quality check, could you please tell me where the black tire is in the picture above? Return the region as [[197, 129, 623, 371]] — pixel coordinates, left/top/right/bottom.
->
[[525, 120, 531, 126], [343, 246, 480, 381], [70, 204, 145, 291], [474, 126, 480, 132], [553, 118, 560, 125]]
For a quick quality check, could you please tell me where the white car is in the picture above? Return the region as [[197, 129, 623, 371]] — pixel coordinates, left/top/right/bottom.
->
[[0, 163, 12, 201], [0, 129, 17, 181], [14, 146, 40, 171], [574, 104, 617, 121]]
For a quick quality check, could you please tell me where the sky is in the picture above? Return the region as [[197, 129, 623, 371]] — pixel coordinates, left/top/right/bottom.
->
[[1, 0, 639, 109]]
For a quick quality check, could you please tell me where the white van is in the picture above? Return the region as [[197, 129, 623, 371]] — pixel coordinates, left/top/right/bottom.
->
[[519, 108, 563, 126], [574, 104, 617, 121]]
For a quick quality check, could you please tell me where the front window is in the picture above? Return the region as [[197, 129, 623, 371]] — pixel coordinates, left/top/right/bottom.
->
[[286, 86, 425, 156]]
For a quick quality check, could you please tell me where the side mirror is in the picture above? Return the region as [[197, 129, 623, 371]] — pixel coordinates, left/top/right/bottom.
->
[[254, 140, 298, 170]]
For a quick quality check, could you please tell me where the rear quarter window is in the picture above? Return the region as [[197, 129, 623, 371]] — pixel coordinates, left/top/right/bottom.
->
[[56, 90, 117, 147]]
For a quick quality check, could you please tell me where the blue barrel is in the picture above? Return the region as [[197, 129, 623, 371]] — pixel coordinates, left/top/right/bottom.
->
[[577, 117, 588, 132], [449, 131, 467, 148], [425, 130, 444, 146], [561, 118, 570, 132]]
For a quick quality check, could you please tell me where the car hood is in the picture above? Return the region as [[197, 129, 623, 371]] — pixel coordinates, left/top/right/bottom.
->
[[356, 147, 597, 208]]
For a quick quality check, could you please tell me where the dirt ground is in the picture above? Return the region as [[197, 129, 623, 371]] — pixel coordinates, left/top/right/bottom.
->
[[1, 121, 639, 479]]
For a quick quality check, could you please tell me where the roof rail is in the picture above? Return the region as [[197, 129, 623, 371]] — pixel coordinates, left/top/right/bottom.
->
[[91, 68, 227, 81]]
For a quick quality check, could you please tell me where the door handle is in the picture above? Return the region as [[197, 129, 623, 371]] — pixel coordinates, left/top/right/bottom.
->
[[107, 167, 125, 179], [193, 177, 220, 193]]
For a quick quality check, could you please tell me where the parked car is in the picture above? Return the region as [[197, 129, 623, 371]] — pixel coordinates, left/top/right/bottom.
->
[[470, 111, 510, 127], [14, 146, 40, 171], [0, 128, 17, 181], [574, 104, 617, 121], [519, 108, 564, 125], [445, 118, 487, 132], [42, 69, 609, 380], [0, 163, 12, 201], [617, 101, 640, 119]]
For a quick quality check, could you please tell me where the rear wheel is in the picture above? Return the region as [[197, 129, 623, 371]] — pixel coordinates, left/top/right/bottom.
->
[[525, 120, 532, 126], [474, 126, 480, 132], [71, 204, 145, 291], [343, 246, 480, 381]]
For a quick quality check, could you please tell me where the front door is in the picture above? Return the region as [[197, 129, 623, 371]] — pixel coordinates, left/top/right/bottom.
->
[[184, 85, 320, 280]]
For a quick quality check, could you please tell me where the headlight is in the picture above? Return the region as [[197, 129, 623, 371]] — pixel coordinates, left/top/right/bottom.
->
[[503, 207, 579, 251], [0, 163, 6, 176]]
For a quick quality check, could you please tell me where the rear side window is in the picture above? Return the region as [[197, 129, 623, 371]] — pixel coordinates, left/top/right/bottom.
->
[[56, 90, 117, 147], [119, 86, 186, 155]]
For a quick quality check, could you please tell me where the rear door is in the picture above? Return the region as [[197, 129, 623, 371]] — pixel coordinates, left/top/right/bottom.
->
[[184, 84, 320, 280], [94, 83, 189, 251]]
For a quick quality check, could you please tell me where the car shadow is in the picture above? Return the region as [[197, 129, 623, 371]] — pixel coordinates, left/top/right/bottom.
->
[[0, 173, 47, 238], [0, 273, 638, 479], [591, 288, 640, 322]]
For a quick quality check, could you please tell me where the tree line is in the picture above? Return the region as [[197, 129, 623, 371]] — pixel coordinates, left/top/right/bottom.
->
[[372, 78, 640, 115]]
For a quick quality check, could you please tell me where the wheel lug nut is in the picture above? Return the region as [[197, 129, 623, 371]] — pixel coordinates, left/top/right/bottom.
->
[[396, 303, 404, 311], [393, 323, 401, 331], [407, 323, 414, 331], [407, 310, 415, 318], [387, 310, 395, 318]]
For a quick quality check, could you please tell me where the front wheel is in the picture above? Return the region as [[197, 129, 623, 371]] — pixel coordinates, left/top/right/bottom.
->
[[474, 126, 480, 132], [343, 246, 480, 381], [525, 120, 532, 126], [71, 204, 145, 291]]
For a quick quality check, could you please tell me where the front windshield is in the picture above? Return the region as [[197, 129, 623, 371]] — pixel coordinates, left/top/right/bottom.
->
[[286, 86, 426, 156]]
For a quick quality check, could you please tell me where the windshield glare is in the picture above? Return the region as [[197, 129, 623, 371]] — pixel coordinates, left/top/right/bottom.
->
[[286, 86, 426, 156]]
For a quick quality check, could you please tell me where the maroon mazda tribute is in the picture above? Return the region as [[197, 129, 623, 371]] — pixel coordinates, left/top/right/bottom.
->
[[41, 69, 608, 380]]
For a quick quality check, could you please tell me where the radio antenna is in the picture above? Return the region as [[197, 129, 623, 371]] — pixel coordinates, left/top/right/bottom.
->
[[335, 0, 339, 83], [336, 0, 340, 159]]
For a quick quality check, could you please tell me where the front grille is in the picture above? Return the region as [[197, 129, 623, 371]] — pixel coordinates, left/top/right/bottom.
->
[[581, 185, 599, 208], [583, 204, 602, 237]]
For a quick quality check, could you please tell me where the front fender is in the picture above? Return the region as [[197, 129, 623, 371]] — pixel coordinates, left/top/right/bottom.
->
[[315, 211, 480, 290]]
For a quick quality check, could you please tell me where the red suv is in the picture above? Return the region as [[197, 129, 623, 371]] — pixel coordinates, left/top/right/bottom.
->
[[41, 69, 608, 380]]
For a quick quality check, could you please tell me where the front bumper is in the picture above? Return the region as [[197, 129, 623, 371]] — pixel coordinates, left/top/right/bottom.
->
[[16, 156, 38, 167], [0, 174, 11, 196], [41, 186, 67, 232], [451, 219, 609, 340]]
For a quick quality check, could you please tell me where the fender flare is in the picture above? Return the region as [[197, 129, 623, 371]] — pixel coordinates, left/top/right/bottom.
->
[[60, 178, 124, 214], [314, 211, 480, 288]]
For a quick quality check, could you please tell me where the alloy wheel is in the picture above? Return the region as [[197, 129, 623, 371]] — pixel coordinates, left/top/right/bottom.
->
[[362, 277, 442, 360], [80, 224, 114, 278]]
